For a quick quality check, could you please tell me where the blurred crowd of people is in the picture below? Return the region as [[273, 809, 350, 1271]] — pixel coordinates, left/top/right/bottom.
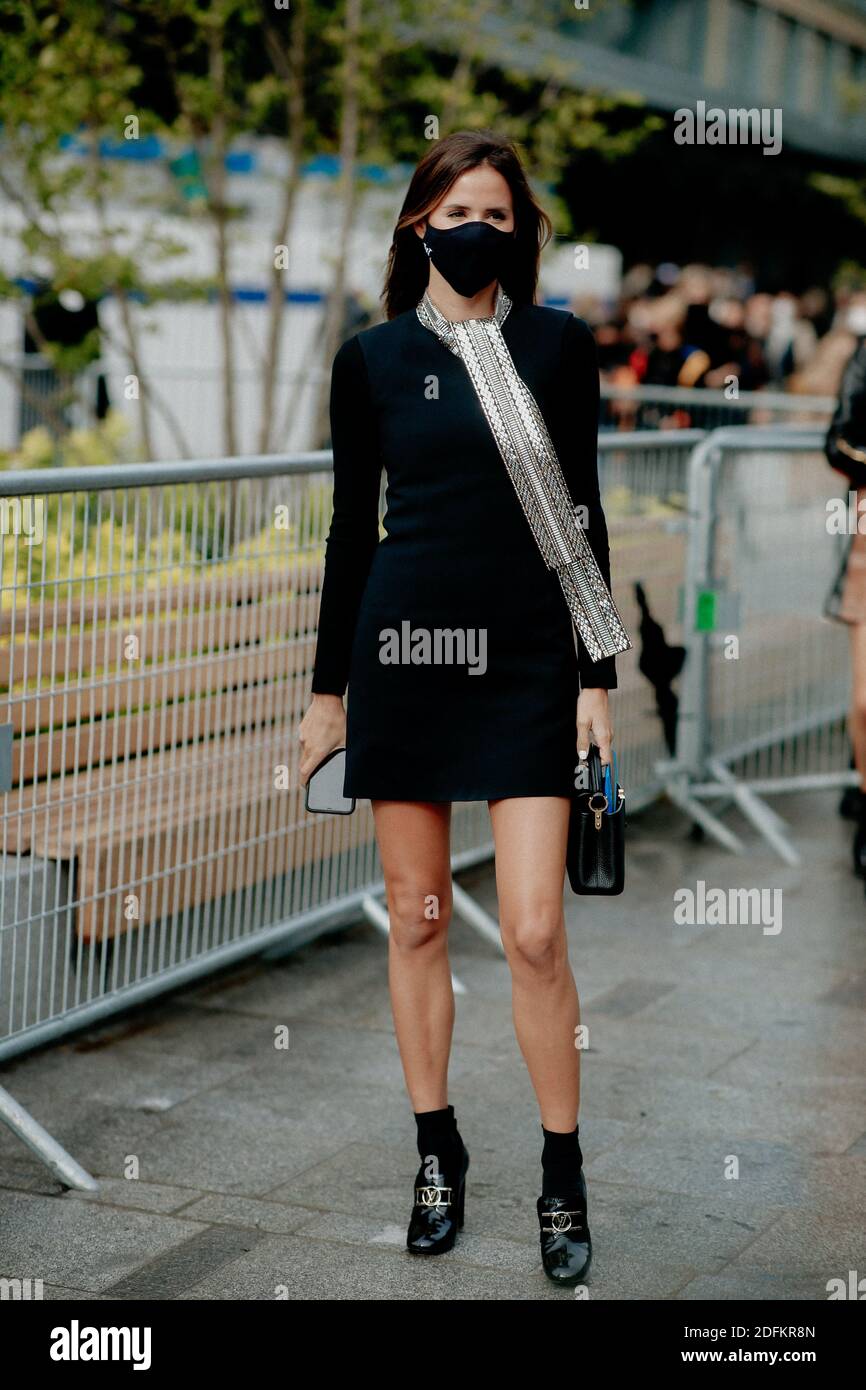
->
[[569, 263, 866, 424]]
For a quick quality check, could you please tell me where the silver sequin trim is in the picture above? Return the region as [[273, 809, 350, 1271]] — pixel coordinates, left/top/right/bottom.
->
[[416, 289, 631, 664]]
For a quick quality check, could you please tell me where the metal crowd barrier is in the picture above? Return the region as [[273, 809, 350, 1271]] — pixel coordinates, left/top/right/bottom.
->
[[599, 383, 833, 434], [0, 426, 851, 1182], [0, 434, 692, 1185], [668, 426, 854, 865], [0, 359, 835, 452]]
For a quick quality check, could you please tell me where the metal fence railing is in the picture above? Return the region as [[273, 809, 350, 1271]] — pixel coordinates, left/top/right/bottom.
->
[[0, 357, 836, 455], [599, 383, 833, 435], [0, 453, 491, 1068], [669, 426, 854, 864], [0, 433, 694, 1064]]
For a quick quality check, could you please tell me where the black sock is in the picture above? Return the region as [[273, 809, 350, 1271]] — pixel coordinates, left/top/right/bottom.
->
[[541, 1122, 584, 1197], [414, 1104, 462, 1173]]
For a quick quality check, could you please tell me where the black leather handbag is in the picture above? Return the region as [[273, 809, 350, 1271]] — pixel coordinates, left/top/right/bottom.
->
[[566, 743, 625, 895]]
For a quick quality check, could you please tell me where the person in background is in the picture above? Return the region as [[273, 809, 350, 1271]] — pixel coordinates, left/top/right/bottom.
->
[[824, 304, 866, 887]]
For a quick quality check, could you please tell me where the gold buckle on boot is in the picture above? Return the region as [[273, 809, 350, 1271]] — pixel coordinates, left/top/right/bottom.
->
[[541, 1210, 584, 1234], [416, 1185, 452, 1208]]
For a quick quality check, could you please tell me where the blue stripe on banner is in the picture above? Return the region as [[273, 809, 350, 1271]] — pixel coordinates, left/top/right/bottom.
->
[[53, 135, 409, 186]]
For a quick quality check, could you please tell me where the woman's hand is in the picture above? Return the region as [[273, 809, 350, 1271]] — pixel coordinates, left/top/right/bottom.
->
[[298, 694, 347, 785], [576, 687, 613, 766]]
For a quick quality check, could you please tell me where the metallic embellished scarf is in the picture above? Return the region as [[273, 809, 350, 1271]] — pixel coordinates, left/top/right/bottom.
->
[[416, 286, 632, 664]]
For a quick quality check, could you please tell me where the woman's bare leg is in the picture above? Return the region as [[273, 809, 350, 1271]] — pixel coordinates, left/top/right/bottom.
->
[[371, 799, 455, 1112], [488, 795, 579, 1130]]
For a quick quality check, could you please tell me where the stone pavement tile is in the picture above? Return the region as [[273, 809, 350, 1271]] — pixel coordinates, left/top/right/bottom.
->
[[578, 1057, 714, 1127], [634, 981, 839, 1035], [83, 1004, 428, 1093], [176, 925, 391, 1027], [726, 1207, 866, 1274], [0, 1153, 66, 1197], [585, 1059, 863, 1155], [675, 1266, 833, 1300], [187, 1062, 414, 1150], [102, 1223, 269, 1299], [674, 899, 863, 963], [773, 1002, 866, 1050], [0, 1095, 167, 1177], [642, 943, 846, 999], [801, 1153, 866, 1213], [293, 1208, 539, 1273], [0, 1189, 206, 1293], [71, 997, 292, 1066], [847, 1131, 866, 1155], [42, 1286, 111, 1300], [707, 1016, 866, 1087], [68, 1178, 206, 1215], [581, 1014, 758, 1078], [119, 1093, 342, 1196], [583, 1181, 784, 1269], [579, 1056, 861, 1153], [178, 1193, 320, 1234], [583, 978, 679, 1018], [587, 1129, 814, 1206], [593, 1139, 866, 1228], [172, 1231, 546, 1299], [264, 1141, 413, 1221], [718, 1084, 865, 1154], [820, 971, 866, 1009], [0, 1043, 252, 1116]]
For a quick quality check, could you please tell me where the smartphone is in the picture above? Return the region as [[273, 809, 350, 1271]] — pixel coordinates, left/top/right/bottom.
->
[[304, 747, 356, 815]]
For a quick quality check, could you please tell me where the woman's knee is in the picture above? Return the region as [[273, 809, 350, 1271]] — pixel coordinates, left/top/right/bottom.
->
[[501, 903, 566, 975], [386, 881, 452, 950]]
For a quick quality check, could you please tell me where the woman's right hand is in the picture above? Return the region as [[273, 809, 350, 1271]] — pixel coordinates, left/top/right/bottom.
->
[[298, 693, 347, 785]]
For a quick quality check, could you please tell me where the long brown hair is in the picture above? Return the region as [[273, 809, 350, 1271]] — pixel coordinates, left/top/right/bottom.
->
[[383, 130, 553, 320]]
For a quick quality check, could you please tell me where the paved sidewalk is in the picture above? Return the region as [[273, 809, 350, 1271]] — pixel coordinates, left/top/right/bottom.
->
[[1, 790, 864, 1300]]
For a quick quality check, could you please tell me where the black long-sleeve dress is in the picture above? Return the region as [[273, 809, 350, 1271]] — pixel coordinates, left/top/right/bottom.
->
[[310, 300, 618, 801]]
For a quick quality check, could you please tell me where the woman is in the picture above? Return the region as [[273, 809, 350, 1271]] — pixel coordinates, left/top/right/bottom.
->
[[825, 323, 866, 886], [298, 130, 628, 1286]]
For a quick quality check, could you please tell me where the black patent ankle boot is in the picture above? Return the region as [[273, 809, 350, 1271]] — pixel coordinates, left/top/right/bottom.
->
[[537, 1169, 592, 1285], [406, 1139, 469, 1255]]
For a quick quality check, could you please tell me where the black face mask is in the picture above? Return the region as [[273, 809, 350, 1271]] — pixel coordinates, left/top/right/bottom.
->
[[421, 220, 516, 299]]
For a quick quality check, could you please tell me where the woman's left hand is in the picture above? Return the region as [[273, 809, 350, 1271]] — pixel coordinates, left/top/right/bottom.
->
[[576, 687, 613, 766]]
